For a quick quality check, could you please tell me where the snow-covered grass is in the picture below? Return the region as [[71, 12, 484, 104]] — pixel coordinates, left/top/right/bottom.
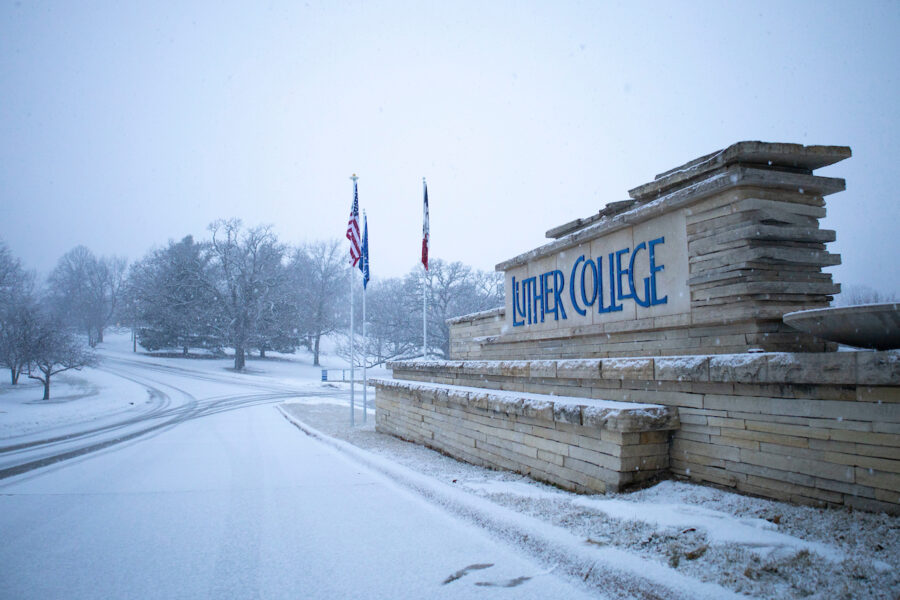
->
[[0, 369, 155, 441], [0, 329, 385, 445]]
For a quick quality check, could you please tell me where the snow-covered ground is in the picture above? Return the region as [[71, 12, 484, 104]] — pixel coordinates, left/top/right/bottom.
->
[[283, 403, 900, 599], [1, 330, 898, 599]]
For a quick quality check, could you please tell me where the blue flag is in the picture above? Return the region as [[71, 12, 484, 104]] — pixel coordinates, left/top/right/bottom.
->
[[360, 213, 370, 289]]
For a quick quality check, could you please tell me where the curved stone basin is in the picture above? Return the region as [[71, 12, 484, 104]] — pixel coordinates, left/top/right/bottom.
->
[[783, 303, 900, 350]]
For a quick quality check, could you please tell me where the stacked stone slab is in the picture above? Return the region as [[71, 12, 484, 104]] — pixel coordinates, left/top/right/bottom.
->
[[647, 144, 844, 351], [460, 142, 850, 360]]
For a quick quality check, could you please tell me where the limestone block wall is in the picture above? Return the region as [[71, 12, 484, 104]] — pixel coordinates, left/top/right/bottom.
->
[[374, 378, 679, 493], [447, 308, 505, 361], [449, 303, 827, 361], [386, 352, 900, 513]]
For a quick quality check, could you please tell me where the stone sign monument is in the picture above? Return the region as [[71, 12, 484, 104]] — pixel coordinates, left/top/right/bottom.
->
[[375, 142, 900, 514]]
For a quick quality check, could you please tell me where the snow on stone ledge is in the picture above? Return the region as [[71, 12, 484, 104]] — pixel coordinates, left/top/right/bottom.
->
[[445, 306, 505, 326], [372, 378, 679, 433], [388, 351, 900, 386]]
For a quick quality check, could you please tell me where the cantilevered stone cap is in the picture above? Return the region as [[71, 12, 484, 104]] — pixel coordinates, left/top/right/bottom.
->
[[545, 199, 638, 239], [627, 141, 851, 202]]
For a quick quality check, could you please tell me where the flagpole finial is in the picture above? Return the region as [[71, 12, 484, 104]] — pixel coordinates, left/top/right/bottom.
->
[[350, 173, 358, 182]]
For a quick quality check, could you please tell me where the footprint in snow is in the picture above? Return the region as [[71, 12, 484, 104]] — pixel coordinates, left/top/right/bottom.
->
[[442, 563, 494, 584], [475, 575, 532, 588]]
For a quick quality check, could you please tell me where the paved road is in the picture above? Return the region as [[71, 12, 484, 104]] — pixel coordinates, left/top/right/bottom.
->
[[0, 360, 596, 599], [0, 355, 335, 479]]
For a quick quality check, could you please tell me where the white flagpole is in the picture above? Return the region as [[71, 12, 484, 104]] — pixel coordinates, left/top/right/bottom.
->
[[349, 262, 355, 426], [362, 211, 368, 424], [422, 177, 428, 359], [423, 266, 427, 359]]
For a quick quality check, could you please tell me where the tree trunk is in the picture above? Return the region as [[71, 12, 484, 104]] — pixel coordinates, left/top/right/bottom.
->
[[183, 346, 189, 356], [42, 378, 50, 400], [234, 346, 245, 370], [10, 368, 18, 385], [260, 348, 266, 358], [313, 334, 321, 366], [97, 327, 104, 343]]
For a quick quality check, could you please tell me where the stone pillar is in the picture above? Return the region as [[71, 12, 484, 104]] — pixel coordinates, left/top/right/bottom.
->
[[625, 142, 848, 352]]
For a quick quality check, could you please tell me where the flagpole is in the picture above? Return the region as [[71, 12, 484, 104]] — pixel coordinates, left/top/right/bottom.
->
[[349, 261, 355, 426], [423, 267, 427, 359], [349, 174, 358, 427], [362, 211, 368, 424], [422, 177, 428, 359]]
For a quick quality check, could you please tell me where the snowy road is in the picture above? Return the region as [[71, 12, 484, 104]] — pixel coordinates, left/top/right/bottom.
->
[[0, 355, 597, 599], [0, 354, 328, 480]]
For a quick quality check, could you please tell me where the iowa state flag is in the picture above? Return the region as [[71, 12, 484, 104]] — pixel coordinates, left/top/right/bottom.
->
[[421, 180, 429, 271]]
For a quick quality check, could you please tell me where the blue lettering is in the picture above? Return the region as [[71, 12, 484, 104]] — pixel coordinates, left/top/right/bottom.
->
[[533, 274, 546, 323], [514, 234, 667, 328], [648, 237, 668, 305], [580, 258, 598, 308], [569, 255, 586, 316], [523, 277, 537, 324], [511, 276, 525, 326], [628, 241, 651, 307], [599, 252, 623, 313], [548, 270, 567, 321], [616, 248, 632, 302]]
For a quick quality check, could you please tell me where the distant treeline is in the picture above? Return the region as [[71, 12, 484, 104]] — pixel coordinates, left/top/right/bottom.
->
[[0, 219, 502, 393]]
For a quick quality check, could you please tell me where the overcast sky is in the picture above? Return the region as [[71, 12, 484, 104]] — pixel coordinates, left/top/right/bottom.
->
[[1, 1, 898, 293]]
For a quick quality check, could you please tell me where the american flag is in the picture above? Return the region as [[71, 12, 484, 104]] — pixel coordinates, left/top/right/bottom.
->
[[421, 179, 429, 271], [347, 178, 361, 267]]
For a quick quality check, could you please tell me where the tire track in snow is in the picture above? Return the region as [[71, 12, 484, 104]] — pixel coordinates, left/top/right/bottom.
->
[[0, 357, 349, 481]]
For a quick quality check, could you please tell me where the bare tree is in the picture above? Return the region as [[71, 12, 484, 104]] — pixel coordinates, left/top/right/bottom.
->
[[290, 240, 348, 366], [47, 246, 127, 346], [26, 308, 96, 400], [0, 289, 38, 385], [0, 242, 37, 384], [420, 259, 503, 357], [335, 258, 503, 364], [0, 242, 22, 293], [833, 284, 899, 307], [206, 219, 285, 370], [361, 277, 420, 364]]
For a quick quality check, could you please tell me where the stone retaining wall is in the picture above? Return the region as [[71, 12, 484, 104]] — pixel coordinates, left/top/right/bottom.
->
[[383, 352, 900, 513], [374, 379, 679, 493]]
